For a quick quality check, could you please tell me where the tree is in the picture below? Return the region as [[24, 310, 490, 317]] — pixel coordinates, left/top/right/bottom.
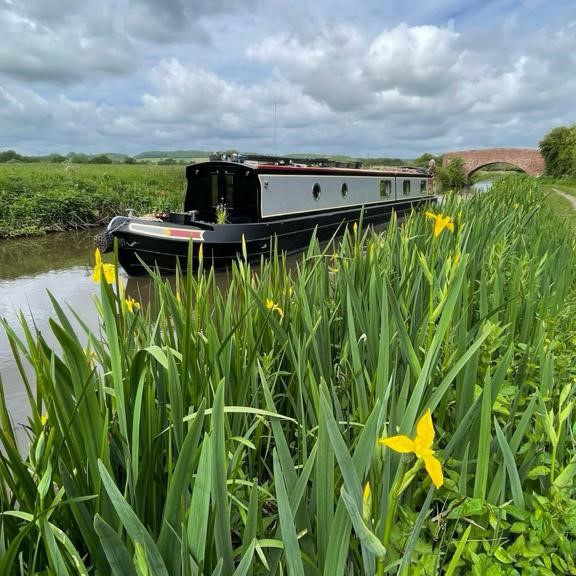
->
[[48, 154, 67, 163], [437, 158, 467, 191], [413, 152, 442, 168], [539, 125, 576, 178], [0, 150, 23, 163], [89, 154, 113, 164]]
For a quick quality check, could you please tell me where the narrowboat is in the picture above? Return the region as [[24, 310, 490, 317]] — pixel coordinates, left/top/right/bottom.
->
[[96, 158, 434, 275]]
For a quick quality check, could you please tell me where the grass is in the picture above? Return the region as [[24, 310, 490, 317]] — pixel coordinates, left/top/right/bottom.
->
[[0, 174, 575, 575], [540, 178, 576, 235], [0, 163, 185, 238]]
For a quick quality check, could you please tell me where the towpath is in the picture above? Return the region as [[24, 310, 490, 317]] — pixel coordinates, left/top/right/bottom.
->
[[553, 188, 576, 210]]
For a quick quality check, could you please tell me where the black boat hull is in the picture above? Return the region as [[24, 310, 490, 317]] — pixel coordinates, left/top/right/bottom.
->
[[111, 198, 427, 276]]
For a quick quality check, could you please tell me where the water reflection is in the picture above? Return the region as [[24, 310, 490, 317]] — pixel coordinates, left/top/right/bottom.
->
[[0, 228, 100, 280]]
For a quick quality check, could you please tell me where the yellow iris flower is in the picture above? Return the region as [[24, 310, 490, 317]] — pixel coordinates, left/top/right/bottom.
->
[[125, 297, 140, 313], [265, 298, 284, 319], [425, 212, 454, 238], [362, 481, 372, 523], [379, 409, 444, 488], [40, 413, 48, 427], [92, 248, 116, 284]]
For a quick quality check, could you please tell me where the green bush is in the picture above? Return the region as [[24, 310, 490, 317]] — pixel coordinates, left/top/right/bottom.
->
[[0, 163, 185, 237], [539, 124, 576, 178], [437, 157, 468, 191]]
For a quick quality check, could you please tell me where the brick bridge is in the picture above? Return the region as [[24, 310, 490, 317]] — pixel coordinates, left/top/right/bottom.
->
[[442, 148, 545, 177]]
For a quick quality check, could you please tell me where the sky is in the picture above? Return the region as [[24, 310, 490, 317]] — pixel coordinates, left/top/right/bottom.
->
[[0, 0, 575, 157]]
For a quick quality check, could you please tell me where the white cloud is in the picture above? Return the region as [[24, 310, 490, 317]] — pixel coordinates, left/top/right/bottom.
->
[[0, 1, 575, 156], [0, 6, 132, 82]]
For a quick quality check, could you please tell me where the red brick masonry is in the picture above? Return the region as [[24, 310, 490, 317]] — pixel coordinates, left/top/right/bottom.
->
[[442, 148, 545, 176]]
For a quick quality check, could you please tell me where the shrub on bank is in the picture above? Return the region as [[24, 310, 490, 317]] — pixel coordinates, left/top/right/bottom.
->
[[1, 175, 575, 575], [0, 163, 185, 237]]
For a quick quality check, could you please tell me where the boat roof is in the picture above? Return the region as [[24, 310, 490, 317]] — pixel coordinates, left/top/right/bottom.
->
[[186, 161, 429, 178]]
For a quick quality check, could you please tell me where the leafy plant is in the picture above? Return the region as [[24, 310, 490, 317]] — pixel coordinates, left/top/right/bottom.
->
[[0, 175, 575, 574]]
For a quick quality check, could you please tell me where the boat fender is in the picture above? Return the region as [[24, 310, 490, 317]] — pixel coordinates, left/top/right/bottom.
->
[[93, 216, 129, 253]]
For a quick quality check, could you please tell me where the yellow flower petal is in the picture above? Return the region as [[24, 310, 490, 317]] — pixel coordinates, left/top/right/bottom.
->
[[423, 455, 444, 488], [416, 409, 435, 450], [103, 263, 116, 284], [125, 298, 140, 313], [363, 481, 372, 523], [266, 298, 274, 310], [379, 435, 416, 453], [94, 248, 102, 267], [274, 305, 284, 319], [41, 413, 48, 427], [426, 212, 454, 238]]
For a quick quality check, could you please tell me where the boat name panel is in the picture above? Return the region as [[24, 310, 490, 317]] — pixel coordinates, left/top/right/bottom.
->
[[129, 222, 205, 241]]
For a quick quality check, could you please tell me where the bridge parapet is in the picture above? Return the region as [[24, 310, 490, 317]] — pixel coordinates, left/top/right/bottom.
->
[[442, 148, 544, 176]]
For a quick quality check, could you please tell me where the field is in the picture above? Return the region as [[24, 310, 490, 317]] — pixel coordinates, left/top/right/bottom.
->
[[0, 163, 185, 238], [1, 175, 575, 575]]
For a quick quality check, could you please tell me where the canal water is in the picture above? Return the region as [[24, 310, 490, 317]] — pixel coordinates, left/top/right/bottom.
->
[[470, 179, 494, 193], [0, 229, 134, 437]]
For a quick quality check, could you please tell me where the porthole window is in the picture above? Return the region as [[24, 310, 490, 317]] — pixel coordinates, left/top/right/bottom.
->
[[380, 180, 391, 197], [403, 180, 411, 195], [313, 183, 321, 201], [341, 182, 348, 198], [420, 180, 427, 194]]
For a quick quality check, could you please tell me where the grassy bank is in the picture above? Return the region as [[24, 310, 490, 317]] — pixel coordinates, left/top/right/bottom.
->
[[0, 163, 185, 238], [1, 175, 576, 575], [540, 178, 576, 235]]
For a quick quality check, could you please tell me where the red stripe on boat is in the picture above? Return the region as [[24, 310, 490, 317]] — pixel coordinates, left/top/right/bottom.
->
[[164, 228, 204, 240]]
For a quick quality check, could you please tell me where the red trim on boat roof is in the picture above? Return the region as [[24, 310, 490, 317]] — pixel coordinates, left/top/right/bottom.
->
[[255, 164, 427, 177]]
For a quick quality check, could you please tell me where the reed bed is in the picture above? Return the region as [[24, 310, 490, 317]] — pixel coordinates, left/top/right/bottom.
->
[[1, 175, 575, 575], [0, 163, 184, 237]]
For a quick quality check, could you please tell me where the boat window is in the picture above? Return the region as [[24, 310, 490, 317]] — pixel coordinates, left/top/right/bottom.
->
[[185, 165, 258, 223], [211, 173, 219, 206], [380, 180, 391, 197], [341, 182, 348, 198], [225, 173, 234, 206], [313, 183, 321, 201], [420, 180, 427, 194], [403, 180, 411, 195]]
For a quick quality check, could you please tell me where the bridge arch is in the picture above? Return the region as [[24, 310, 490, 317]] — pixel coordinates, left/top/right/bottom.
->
[[467, 162, 525, 179], [442, 148, 545, 177]]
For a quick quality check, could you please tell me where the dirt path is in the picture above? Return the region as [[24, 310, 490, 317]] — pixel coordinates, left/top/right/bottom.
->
[[553, 188, 576, 210]]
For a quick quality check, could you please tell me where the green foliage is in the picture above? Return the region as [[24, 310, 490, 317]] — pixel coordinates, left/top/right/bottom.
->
[[412, 153, 442, 168], [539, 124, 576, 178], [88, 154, 113, 164], [437, 157, 468, 191], [0, 163, 185, 237], [0, 150, 23, 162], [1, 175, 575, 574]]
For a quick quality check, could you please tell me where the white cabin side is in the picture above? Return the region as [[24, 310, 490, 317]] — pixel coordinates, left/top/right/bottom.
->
[[258, 173, 430, 219]]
